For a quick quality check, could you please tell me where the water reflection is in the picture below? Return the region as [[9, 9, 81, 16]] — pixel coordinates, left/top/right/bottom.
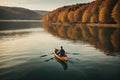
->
[[0, 28, 44, 41], [42, 23, 120, 56], [40, 54, 68, 70], [0, 21, 41, 30], [0, 31, 31, 40], [0, 23, 120, 80], [55, 57, 68, 70]]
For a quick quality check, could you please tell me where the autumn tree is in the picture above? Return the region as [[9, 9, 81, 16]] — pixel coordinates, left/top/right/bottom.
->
[[99, 0, 118, 23], [74, 4, 88, 23], [90, 0, 103, 23], [58, 10, 69, 23], [67, 4, 81, 23], [82, 2, 95, 23], [43, 11, 57, 22], [68, 11, 74, 23], [112, 0, 120, 24]]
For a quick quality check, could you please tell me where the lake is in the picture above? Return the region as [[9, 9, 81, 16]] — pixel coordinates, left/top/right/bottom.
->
[[0, 21, 120, 80]]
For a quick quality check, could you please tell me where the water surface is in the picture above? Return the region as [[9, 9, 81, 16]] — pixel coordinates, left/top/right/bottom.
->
[[0, 22, 120, 80]]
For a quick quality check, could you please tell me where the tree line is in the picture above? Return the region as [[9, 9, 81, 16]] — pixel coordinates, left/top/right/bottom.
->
[[43, 0, 120, 24]]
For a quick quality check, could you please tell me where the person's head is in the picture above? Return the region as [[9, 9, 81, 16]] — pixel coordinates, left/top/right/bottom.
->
[[61, 46, 63, 49]]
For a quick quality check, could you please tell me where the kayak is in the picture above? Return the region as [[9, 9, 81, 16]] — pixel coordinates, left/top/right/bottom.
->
[[54, 52, 68, 62], [55, 55, 68, 70]]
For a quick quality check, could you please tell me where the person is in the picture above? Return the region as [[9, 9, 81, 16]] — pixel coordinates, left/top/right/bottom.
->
[[55, 48, 59, 54], [59, 46, 65, 56]]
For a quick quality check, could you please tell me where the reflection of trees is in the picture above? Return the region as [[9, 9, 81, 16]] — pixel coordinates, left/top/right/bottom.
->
[[73, 26, 82, 40], [88, 27, 98, 40], [42, 23, 120, 56], [111, 28, 120, 50], [58, 26, 68, 38], [79, 24, 91, 40], [98, 28, 115, 51]]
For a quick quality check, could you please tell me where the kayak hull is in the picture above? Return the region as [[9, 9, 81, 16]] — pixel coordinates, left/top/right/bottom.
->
[[54, 53, 67, 62]]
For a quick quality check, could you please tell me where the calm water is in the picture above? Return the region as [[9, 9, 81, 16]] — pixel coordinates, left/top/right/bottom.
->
[[0, 21, 120, 80]]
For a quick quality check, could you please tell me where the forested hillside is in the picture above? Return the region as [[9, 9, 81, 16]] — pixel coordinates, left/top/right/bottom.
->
[[43, 0, 120, 24], [0, 6, 41, 20]]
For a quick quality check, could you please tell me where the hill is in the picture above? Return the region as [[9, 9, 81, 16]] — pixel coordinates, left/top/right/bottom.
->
[[0, 6, 41, 20], [43, 0, 120, 24], [34, 10, 49, 16]]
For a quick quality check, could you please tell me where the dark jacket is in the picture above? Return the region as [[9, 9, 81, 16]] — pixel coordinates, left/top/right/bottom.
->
[[59, 48, 65, 56]]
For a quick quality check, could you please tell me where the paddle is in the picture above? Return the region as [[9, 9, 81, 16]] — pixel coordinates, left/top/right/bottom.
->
[[44, 57, 54, 62], [66, 52, 79, 55], [40, 53, 54, 57]]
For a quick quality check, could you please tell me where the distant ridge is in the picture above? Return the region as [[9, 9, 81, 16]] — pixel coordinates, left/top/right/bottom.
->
[[0, 6, 41, 20], [34, 10, 49, 16]]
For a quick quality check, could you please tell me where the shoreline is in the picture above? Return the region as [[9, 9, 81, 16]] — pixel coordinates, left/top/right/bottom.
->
[[0, 20, 42, 22], [48, 22, 120, 28]]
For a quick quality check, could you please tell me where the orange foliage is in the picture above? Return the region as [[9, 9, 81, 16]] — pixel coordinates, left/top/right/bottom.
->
[[99, 0, 118, 23], [68, 11, 74, 23], [90, 0, 103, 23], [112, 0, 120, 24], [82, 2, 95, 23], [43, 0, 119, 24], [74, 4, 88, 23], [58, 11, 69, 23]]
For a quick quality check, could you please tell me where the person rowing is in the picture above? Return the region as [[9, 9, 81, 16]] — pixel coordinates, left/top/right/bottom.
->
[[54, 46, 67, 62], [55, 46, 65, 56]]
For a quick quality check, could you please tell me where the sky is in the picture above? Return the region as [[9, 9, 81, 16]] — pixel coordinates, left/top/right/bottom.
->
[[0, 0, 94, 11]]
